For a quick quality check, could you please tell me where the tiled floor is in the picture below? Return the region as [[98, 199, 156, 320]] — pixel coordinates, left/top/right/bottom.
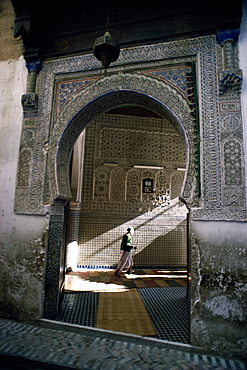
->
[[65, 268, 188, 291], [1, 269, 245, 369], [96, 289, 156, 336], [60, 269, 189, 343]]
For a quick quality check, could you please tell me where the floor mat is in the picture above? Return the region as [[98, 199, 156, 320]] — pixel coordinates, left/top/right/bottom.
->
[[95, 289, 156, 336], [58, 291, 98, 326], [139, 287, 189, 343]]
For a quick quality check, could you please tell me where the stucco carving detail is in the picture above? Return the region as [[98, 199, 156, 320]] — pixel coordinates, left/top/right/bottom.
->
[[21, 93, 38, 115], [48, 73, 197, 208], [223, 138, 243, 186], [110, 168, 126, 202], [219, 71, 242, 95], [14, 35, 246, 220], [17, 148, 32, 187], [93, 167, 110, 201], [171, 172, 185, 199]]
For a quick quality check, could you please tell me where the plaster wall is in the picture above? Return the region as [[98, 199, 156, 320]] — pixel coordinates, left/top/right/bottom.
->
[[190, 7, 247, 358], [190, 220, 247, 360], [0, 0, 23, 61], [0, 2, 46, 320]]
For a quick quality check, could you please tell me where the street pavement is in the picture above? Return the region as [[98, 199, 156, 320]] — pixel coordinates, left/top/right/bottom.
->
[[0, 318, 246, 369]]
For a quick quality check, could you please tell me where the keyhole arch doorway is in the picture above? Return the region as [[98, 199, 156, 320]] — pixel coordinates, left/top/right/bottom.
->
[[44, 73, 199, 322], [67, 102, 189, 270], [46, 73, 199, 207]]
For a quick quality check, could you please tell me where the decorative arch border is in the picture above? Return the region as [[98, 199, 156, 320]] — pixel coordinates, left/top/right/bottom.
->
[[46, 73, 199, 207], [14, 35, 246, 221]]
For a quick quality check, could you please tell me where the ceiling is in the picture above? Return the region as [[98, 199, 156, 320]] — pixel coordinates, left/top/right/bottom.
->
[[11, 0, 243, 61]]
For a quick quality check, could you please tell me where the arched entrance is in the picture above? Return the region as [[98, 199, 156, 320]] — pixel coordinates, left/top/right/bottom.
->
[[43, 73, 199, 325], [66, 106, 188, 270]]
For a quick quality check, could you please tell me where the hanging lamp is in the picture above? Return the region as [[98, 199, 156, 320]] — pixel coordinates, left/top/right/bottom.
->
[[93, 31, 120, 70]]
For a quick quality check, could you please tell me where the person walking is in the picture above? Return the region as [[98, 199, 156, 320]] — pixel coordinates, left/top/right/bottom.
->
[[114, 227, 136, 276]]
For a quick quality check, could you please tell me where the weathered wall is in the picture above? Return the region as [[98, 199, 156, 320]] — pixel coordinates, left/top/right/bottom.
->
[[0, 0, 47, 320], [190, 221, 247, 360], [0, 0, 23, 60], [239, 0, 247, 203], [189, 5, 247, 358]]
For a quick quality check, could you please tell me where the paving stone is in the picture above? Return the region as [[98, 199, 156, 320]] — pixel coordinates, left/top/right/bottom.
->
[[0, 319, 246, 370]]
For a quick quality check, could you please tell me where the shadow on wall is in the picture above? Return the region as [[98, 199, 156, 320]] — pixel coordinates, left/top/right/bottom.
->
[[67, 198, 188, 268], [134, 222, 187, 266]]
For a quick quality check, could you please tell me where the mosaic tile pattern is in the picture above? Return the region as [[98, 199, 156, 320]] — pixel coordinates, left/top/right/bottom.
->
[[139, 287, 189, 343], [96, 289, 156, 336], [58, 291, 98, 327], [1, 318, 246, 370], [60, 269, 189, 343], [75, 213, 188, 267]]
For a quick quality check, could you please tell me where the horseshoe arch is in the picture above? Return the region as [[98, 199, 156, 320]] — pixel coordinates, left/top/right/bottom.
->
[[46, 72, 200, 208]]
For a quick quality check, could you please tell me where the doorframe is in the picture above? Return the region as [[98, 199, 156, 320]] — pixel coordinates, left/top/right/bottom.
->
[[43, 74, 199, 319]]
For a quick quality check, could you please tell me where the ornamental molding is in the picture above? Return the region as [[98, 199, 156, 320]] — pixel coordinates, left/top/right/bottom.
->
[[14, 35, 247, 220], [48, 72, 197, 208], [219, 71, 242, 95]]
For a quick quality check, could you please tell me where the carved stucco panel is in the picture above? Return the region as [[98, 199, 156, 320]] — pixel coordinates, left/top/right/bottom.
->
[[47, 73, 197, 208], [14, 35, 246, 219]]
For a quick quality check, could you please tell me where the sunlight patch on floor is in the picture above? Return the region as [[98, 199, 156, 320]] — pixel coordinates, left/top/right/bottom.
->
[[65, 275, 129, 292], [125, 274, 187, 279]]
